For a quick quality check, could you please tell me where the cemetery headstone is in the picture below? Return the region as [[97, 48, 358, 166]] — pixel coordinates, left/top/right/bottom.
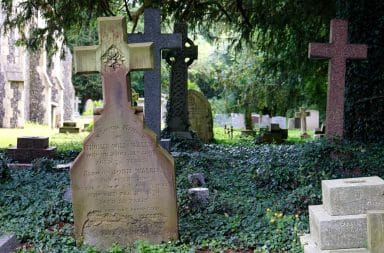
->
[[187, 89, 213, 143], [309, 19, 367, 138], [301, 176, 384, 252], [84, 99, 93, 114], [230, 113, 245, 129], [295, 107, 310, 139], [260, 114, 271, 129], [188, 188, 209, 205], [271, 116, 286, 129], [74, 96, 81, 117], [258, 123, 288, 143], [71, 16, 177, 249], [7, 136, 56, 163], [306, 109, 320, 130], [128, 8, 181, 139], [59, 122, 80, 133], [163, 23, 198, 138]]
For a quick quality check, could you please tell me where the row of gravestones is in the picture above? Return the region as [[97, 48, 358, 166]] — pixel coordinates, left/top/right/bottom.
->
[[4, 12, 374, 252]]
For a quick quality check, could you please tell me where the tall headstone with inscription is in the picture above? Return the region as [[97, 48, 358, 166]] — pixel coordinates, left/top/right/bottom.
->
[[187, 89, 213, 143], [163, 23, 198, 138], [128, 8, 181, 140], [71, 17, 177, 249], [309, 19, 367, 138]]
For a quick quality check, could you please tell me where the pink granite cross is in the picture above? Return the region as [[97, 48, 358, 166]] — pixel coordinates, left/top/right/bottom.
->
[[309, 19, 367, 138]]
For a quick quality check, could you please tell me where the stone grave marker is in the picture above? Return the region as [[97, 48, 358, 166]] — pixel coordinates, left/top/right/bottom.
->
[[71, 16, 177, 249], [163, 23, 198, 138], [187, 89, 213, 143], [271, 116, 286, 129], [295, 107, 310, 138], [309, 19, 367, 138], [230, 113, 245, 129], [306, 109, 319, 130], [59, 122, 80, 133], [128, 8, 181, 140], [260, 115, 270, 129], [84, 99, 93, 113], [7, 136, 56, 163], [74, 96, 81, 117], [301, 176, 384, 252]]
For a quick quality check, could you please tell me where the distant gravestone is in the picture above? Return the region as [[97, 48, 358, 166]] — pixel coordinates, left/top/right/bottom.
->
[[163, 23, 198, 137], [71, 16, 177, 249], [306, 109, 320, 130], [128, 8, 181, 139], [309, 19, 367, 138], [271, 116, 286, 129], [295, 108, 310, 138], [230, 113, 245, 129], [74, 96, 81, 117], [84, 99, 93, 113], [7, 136, 56, 163], [187, 89, 213, 143], [260, 115, 270, 129]]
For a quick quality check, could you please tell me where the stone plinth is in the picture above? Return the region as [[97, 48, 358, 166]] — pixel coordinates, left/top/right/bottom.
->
[[0, 234, 19, 253], [17, 136, 48, 149], [367, 210, 384, 253], [301, 234, 369, 253], [59, 121, 80, 133], [309, 205, 367, 250], [322, 176, 384, 216], [7, 136, 56, 163]]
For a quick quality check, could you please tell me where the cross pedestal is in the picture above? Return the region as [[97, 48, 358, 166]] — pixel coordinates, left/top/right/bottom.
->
[[128, 8, 182, 139], [309, 19, 367, 139], [163, 23, 198, 138], [71, 16, 177, 249]]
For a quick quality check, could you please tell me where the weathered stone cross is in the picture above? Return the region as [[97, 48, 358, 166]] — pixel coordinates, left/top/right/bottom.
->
[[128, 8, 182, 139], [309, 19, 367, 138], [74, 16, 153, 109], [295, 107, 310, 137], [163, 23, 198, 135]]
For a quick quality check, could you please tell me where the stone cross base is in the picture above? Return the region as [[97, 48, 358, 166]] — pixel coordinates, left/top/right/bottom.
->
[[301, 176, 384, 253]]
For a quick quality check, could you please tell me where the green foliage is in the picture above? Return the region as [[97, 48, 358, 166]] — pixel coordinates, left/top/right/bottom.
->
[[3, 140, 384, 251], [339, 0, 384, 143]]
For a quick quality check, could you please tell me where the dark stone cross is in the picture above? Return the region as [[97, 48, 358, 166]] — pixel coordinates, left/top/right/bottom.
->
[[309, 19, 367, 138], [163, 23, 198, 136], [128, 8, 182, 139]]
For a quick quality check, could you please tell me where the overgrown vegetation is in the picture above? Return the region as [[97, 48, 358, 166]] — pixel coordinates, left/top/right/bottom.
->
[[2, 139, 384, 252]]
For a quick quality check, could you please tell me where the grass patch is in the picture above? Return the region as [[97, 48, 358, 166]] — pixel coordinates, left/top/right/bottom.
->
[[0, 122, 89, 150]]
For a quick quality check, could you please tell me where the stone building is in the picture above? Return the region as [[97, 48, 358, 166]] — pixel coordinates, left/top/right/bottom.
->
[[0, 8, 75, 128]]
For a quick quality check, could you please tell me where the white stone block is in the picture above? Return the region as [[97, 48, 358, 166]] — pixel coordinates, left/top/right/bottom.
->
[[309, 205, 367, 250], [322, 176, 384, 216], [301, 234, 369, 253]]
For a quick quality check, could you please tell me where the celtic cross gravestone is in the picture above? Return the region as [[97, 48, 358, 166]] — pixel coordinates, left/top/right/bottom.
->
[[163, 23, 198, 137]]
